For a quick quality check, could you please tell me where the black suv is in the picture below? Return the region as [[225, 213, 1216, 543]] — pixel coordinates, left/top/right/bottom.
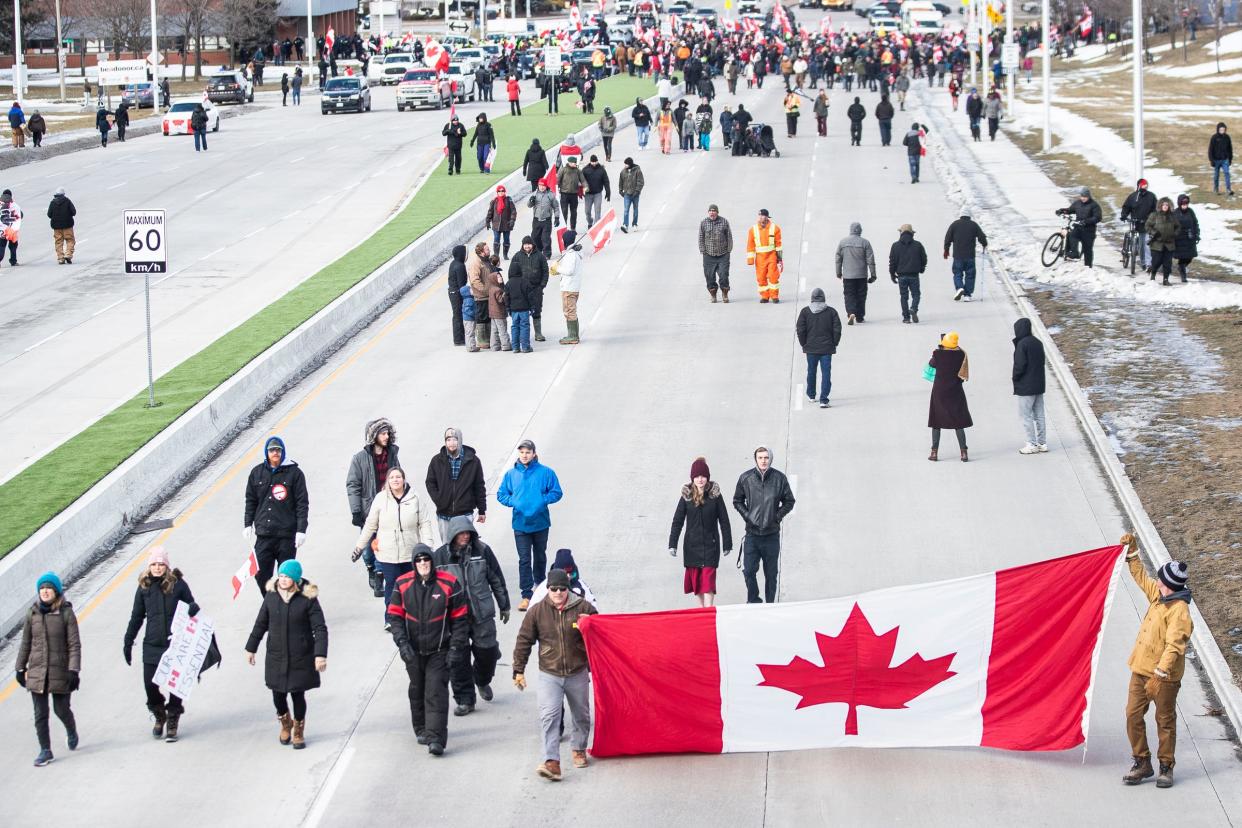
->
[[207, 71, 254, 104], [321, 77, 372, 114]]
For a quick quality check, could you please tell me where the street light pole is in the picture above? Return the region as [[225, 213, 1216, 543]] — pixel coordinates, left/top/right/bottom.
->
[[150, 0, 159, 83], [13, 0, 25, 102], [1005, 0, 1014, 113], [307, 0, 315, 76], [981, 0, 991, 98], [1132, 0, 1144, 178], [54, 0, 66, 101], [968, 0, 976, 88], [1041, 0, 1050, 151]]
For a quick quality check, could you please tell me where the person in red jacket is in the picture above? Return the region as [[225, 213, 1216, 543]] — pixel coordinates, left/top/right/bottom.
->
[[507, 75, 521, 116], [388, 546, 469, 756]]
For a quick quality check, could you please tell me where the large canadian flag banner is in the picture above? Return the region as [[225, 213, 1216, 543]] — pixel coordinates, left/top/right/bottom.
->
[[579, 545, 1125, 757]]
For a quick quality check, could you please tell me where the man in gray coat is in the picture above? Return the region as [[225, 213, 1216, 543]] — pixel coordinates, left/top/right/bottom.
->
[[834, 222, 876, 324], [433, 516, 511, 716], [345, 417, 401, 597]]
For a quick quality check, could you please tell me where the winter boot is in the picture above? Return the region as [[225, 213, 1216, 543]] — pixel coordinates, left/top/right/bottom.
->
[[928, 448, 938, 462], [165, 714, 180, 743], [292, 719, 306, 750], [960, 448, 969, 462], [367, 566, 383, 598], [278, 713, 293, 746], [1156, 764, 1174, 788], [1123, 756, 1154, 785], [709, 287, 718, 303], [559, 321, 580, 345], [533, 317, 546, 342], [572, 750, 589, 768], [722, 288, 730, 303], [149, 703, 167, 739], [537, 760, 563, 781], [503, 244, 510, 260]]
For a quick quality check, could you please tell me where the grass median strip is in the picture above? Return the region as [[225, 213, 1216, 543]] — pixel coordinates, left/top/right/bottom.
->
[[0, 74, 656, 558]]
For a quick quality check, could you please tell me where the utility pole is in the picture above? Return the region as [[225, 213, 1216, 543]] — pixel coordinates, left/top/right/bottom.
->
[[13, 0, 25, 102], [54, 0, 66, 101], [981, 0, 991, 97], [150, 0, 159, 84], [968, 0, 977, 88], [1005, 0, 1014, 113], [307, 0, 315, 76], [1041, 0, 1050, 151], [1131, 0, 1144, 179]]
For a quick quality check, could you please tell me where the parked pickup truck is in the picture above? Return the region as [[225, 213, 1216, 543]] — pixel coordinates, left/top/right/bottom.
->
[[396, 68, 451, 110]]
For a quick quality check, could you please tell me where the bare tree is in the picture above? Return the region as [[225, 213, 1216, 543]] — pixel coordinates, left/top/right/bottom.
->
[[171, 0, 217, 79], [0, 0, 49, 55], [81, 0, 149, 58], [218, 0, 278, 62]]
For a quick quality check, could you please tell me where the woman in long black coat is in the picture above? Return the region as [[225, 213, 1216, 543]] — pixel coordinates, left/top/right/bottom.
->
[[668, 457, 733, 607], [245, 559, 328, 750], [522, 138, 549, 189], [1173, 194, 1199, 284], [123, 546, 198, 741], [928, 332, 973, 463]]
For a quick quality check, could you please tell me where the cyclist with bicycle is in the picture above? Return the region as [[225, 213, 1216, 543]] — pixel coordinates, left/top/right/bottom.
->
[[1055, 187, 1102, 267], [1120, 178, 1158, 272]]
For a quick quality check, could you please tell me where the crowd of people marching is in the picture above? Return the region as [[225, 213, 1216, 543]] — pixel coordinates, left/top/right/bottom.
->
[[9, 5, 1202, 793]]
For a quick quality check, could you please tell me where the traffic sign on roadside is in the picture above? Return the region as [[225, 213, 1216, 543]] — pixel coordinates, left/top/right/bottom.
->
[[147, 50, 164, 65], [124, 210, 167, 274], [543, 45, 561, 74], [1002, 43, 1019, 69]]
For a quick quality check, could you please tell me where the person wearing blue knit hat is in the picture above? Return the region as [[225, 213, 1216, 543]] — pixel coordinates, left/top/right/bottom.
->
[[17, 571, 81, 766], [245, 557, 327, 749]]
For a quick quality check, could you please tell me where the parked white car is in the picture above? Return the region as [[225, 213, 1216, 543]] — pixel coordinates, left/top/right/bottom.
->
[[380, 52, 416, 84], [161, 99, 219, 135]]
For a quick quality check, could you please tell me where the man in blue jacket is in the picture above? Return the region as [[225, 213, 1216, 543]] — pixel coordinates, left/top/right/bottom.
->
[[497, 439, 563, 610]]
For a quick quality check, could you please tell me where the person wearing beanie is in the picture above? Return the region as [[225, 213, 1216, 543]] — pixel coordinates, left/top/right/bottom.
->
[[888, 223, 927, 323], [47, 186, 77, 264], [1120, 534, 1193, 789], [124, 546, 200, 742], [243, 435, 310, 596], [796, 288, 843, 408], [354, 465, 436, 626], [1145, 197, 1180, 286], [901, 121, 927, 183], [388, 545, 468, 756], [512, 567, 599, 781], [1055, 187, 1102, 267], [448, 243, 470, 348], [698, 204, 733, 303], [554, 228, 585, 344], [556, 155, 587, 232], [441, 114, 466, 175], [425, 427, 489, 544], [245, 557, 327, 750], [1012, 318, 1048, 454], [618, 156, 644, 232], [927, 332, 972, 462], [469, 111, 496, 174], [597, 107, 617, 161], [432, 516, 510, 715], [669, 457, 733, 607], [732, 448, 796, 604], [528, 179, 561, 258], [506, 236, 549, 350], [346, 418, 401, 597], [581, 155, 611, 228], [1120, 178, 1157, 271], [530, 548, 597, 607], [18, 570, 80, 766], [943, 211, 988, 301], [0, 188, 22, 266], [498, 439, 563, 610]]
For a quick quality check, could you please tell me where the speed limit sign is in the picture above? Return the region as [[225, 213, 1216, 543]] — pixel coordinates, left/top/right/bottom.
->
[[124, 209, 167, 274]]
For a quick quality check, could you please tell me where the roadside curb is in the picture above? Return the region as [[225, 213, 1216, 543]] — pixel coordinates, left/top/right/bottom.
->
[[919, 89, 1242, 741], [0, 86, 677, 635]]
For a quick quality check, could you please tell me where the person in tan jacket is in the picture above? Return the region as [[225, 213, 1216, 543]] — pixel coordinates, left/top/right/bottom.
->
[[1120, 533, 1193, 789], [466, 242, 493, 349], [353, 467, 436, 625], [512, 568, 598, 781]]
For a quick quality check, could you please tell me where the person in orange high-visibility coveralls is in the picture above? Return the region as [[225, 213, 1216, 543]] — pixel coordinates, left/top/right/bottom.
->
[[746, 209, 783, 303]]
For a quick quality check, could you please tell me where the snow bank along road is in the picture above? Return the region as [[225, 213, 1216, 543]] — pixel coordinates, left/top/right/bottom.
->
[[1, 79, 1239, 825]]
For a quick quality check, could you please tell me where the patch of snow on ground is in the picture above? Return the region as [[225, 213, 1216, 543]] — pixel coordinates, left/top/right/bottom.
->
[[1195, 72, 1242, 84], [1206, 30, 1242, 55], [1153, 55, 1242, 77]]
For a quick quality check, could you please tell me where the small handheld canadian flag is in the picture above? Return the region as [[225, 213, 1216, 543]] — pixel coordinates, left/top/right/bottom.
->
[[586, 208, 619, 255], [231, 550, 259, 600]]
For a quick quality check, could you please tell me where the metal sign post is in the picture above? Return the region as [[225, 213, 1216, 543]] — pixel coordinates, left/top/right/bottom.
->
[[123, 210, 168, 408]]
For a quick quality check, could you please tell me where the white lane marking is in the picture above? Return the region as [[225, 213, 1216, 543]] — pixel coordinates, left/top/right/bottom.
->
[[658, 203, 667, 215], [801, 241, 808, 255], [789, 474, 798, 494], [106, 182, 126, 190], [165, 165, 180, 172], [245, 171, 264, 180], [807, 188, 813, 198], [242, 227, 265, 239], [23, 330, 65, 353], [368, 170, 384, 179], [804, 209, 812, 223], [91, 298, 127, 318], [200, 246, 228, 260], [196, 189, 217, 199], [394, 157, 411, 167], [617, 262, 630, 280], [591, 304, 604, 325], [289, 156, 306, 164], [326, 145, 340, 151], [302, 745, 355, 828], [314, 195, 331, 205], [282, 210, 303, 220], [799, 276, 807, 292], [793, 389, 803, 411]]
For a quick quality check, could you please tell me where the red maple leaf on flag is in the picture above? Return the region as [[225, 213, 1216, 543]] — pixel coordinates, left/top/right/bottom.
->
[[756, 603, 958, 735]]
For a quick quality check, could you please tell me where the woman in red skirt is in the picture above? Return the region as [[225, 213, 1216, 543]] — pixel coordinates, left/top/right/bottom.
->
[[668, 457, 733, 607]]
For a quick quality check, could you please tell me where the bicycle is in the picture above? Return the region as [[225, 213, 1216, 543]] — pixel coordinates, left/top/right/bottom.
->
[[1041, 214, 1080, 267], [1120, 218, 1143, 276]]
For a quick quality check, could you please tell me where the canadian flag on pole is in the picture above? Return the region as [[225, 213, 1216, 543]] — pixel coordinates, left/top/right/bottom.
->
[[230, 550, 259, 600], [425, 36, 450, 73], [580, 545, 1124, 757], [325, 27, 336, 53], [569, 2, 583, 31], [1077, 8, 1094, 38], [586, 207, 618, 254]]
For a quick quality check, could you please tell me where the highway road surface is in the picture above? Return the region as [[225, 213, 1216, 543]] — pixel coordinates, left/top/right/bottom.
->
[[2, 40, 1240, 828]]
